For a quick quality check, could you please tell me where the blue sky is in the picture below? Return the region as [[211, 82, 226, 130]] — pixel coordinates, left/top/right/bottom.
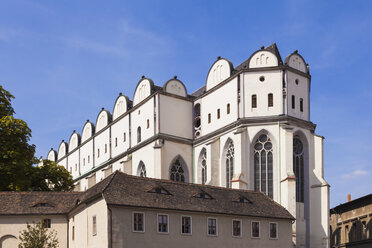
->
[[1, 0, 371, 207]]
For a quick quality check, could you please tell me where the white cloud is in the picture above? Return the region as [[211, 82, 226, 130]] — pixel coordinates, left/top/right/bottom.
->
[[341, 169, 368, 179]]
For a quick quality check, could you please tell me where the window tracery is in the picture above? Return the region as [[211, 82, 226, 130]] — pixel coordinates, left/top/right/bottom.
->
[[254, 134, 273, 198], [170, 159, 185, 182], [225, 141, 234, 188], [293, 137, 304, 202]]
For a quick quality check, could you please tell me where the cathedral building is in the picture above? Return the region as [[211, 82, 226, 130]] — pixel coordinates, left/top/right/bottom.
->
[[45, 43, 330, 247]]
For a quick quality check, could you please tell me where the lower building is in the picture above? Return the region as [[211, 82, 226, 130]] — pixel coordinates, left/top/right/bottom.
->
[[330, 194, 372, 247], [0, 171, 294, 248]]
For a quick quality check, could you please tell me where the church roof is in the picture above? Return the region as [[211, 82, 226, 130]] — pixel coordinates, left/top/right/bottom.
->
[[0, 191, 80, 215], [77, 171, 294, 220]]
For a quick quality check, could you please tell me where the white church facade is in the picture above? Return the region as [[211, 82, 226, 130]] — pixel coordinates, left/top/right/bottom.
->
[[46, 43, 330, 248]]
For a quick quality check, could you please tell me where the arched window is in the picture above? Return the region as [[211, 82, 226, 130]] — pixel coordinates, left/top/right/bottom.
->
[[170, 158, 185, 182], [199, 149, 207, 184], [293, 137, 304, 202], [252, 95, 257, 108], [254, 134, 273, 198], [137, 162, 146, 177], [268, 93, 273, 107], [225, 141, 234, 188], [137, 126, 141, 143]]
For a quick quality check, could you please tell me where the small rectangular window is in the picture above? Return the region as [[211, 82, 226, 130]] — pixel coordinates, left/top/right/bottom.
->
[[115, 137, 118, 147], [123, 132, 126, 142], [43, 219, 51, 228], [300, 98, 304, 112], [269, 222, 278, 239], [147, 119, 150, 129], [92, 215, 97, 236], [208, 113, 211, 123], [158, 214, 168, 233], [268, 93, 273, 107], [97, 149, 100, 158], [181, 216, 192, 234], [207, 218, 217, 236], [217, 109, 220, 119], [83, 158, 85, 166], [227, 103, 230, 114], [105, 144, 107, 153], [72, 226, 75, 241], [75, 164, 77, 171], [232, 220, 241, 237], [88, 155, 90, 163], [133, 212, 145, 232], [292, 95, 295, 109], [252, 95, 257, 108], [251, 221, 260, 238]]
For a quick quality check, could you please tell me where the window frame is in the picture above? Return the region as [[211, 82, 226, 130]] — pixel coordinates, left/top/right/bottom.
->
[[157, 213, 169, 234], [180, 215, 192, 235], [269, 222, 278, 239], [207, 217, 218, 237], [217, 109, 220, 119], [92, 215, 97, 236], [252, 94, 257, 108], [132, 212, 145, 233], [208, 113, 211, 123], [227, 103, 230, 114], [251, 221, 261, 239], [232, 219, 242, 238], [268, 93, 273, 107], [43, 218, 51, 228]]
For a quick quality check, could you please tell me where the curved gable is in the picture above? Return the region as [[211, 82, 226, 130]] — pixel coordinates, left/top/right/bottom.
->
[[58, 141, 68, 159], [206, 58, 233, 91], [47, 149, 57, 162], [133, 77, 154, 106], [113, 94, 130, 120], [81, 121, 95, 142], [249, 50, 279, 68], [68, 131, 81, 152], [163, 77, 187, 97], [285, 52, 308, 73], [96, 108, 112, 132]]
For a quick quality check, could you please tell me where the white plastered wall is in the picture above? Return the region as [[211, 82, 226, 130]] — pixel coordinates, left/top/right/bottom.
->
[[68, 150, 80, 178], [249, 51, 278, 68], [200, 78, 238, 136], [243, 71, 283, 117], [286, 71, 310, 121], [0, 215, 68, 248], [131, 97, 155, 146], [159, 94, 193, 139], [79, 140, 93, 176], [206, 59, 232, 91], [111, 115, 130, 158], [69, 198, 108, 248], [131, 142, 156, 178]]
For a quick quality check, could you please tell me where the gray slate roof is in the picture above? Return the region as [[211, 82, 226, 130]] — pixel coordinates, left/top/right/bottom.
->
[[78, 171, 294, 220], [0, 191, 80, 215]]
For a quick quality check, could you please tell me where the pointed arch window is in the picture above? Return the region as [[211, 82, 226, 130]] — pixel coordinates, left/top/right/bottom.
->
[[254, 134, 273, 198], [293, 137, 304, 202], [170, 159, 185, 182], [199, 149, 207, 184], [225, 141, 234, 188], [137, 162, 146, 177]]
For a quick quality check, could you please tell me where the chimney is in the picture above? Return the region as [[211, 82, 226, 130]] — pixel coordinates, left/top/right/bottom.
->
[[347, 194, 351, 202]]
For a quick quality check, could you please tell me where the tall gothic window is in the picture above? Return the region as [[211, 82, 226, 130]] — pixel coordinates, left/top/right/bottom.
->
[[137, 162, 146, 177], [254, 134, 273, 198], [199, 149, 207, 184], [225, 141, 234, 188], [293, 137, 304, 202], [170, 158, 185, 182]]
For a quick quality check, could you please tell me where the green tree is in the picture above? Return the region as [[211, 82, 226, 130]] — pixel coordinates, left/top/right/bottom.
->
[[18, 221, 59, 248], [31, 160, 74, 191], [0, 85, 73, 191]]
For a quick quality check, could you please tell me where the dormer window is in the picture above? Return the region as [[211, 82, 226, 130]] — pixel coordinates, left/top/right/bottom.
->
[[233, 196, 252, 204], [193, 191, 213, 199], [33, 203, 53, 208], [146, 186, 171, 195]]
